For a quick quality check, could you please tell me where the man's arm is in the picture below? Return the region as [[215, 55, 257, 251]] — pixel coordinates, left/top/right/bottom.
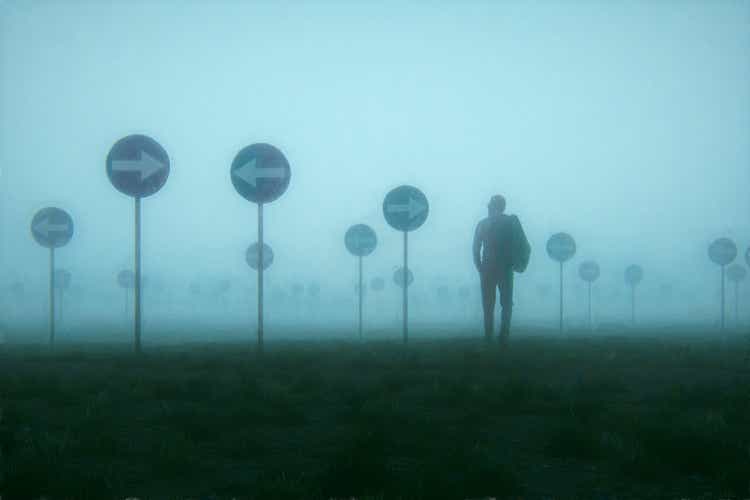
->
[[472, 220, 483, 271]]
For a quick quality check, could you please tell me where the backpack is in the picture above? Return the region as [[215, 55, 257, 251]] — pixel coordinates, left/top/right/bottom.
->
[[508, 215, 531, 273]]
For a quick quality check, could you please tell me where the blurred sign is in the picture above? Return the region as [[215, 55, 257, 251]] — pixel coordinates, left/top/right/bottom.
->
[[345, 224, 377, 256], [578, 260, 600, 282], [31, 207, 74, 248], [246, 242, 274, 270], [383, 185, 429, 231], [624, 265, 644, 286], [546, 233, 576, 263], [727, 264, 747, 283], [231, 143, 291, 204], [393, 267, 414, 288], [106, 135, 170, 198], [708, 238, 737, 266]]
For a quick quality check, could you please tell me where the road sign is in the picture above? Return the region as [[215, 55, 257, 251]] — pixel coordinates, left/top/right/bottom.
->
[[345, 224, 377, 257], [31, 207, 73, 248], [383, 185, 429, 232], [246, 242, 274, 271], [578, 261, 600, 283], [624, 265, 643, 286], [231, 143, 291, 204], [31, 207, 74, 347], [727, 264, 747, 283], [371, 277, 385, 291], [106, 135, 170, 198], [709, 238, 737, 266], [118, 270, 135, 289], [546, 233, 576, 262], [394, 267, 414, 288], [54, 269, 71, 289], [107, 135, 170, 355]]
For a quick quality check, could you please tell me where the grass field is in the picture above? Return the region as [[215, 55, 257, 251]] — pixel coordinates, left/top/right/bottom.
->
[[1, 330, 749, 499]]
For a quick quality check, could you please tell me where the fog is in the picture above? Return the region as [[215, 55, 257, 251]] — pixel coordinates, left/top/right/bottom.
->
[[1, 0, 749, 342]]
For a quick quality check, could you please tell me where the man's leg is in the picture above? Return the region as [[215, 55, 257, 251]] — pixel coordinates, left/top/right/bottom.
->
[[480, 269, 497, 342], [498, 268, 514, 344]]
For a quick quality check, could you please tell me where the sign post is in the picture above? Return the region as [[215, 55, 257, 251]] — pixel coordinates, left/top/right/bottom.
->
[[726, 264, 746, 328], [546, 233, 576, 333], [383, 186, 428, 344], [107, 135, 170, 354], [231, 144, 291, 355], [53, 269, 71, 328], [117, 269, 135, 323], [624, 264, 644, 326], [708, 237, 737, 331], [31, 207, 74, 347], [578, 260, 600, 330], [345, 224, 377, 340]]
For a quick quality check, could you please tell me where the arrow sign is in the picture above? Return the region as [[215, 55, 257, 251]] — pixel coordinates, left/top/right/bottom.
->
[[33, 217, 70, 238], [386, 197, 428, 220], [31, 207, 74, 249], [111, 150, 166, 183], [234, 158, 287, 188]]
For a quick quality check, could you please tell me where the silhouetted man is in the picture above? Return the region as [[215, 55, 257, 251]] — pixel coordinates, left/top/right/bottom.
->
[[473, 195, 529, 345]]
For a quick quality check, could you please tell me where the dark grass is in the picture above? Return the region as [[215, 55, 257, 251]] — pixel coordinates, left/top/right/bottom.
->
[[1, 331, 749, 499]]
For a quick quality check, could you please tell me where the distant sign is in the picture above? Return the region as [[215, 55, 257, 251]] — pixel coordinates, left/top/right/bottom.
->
[[54, 269, 72, 290], [383, 185, 429, 232], [370, 277, 385, 291], [727, 264, 747, 283], [246, 242, 274, 270], [546, 233, 576, 263], [708, 238, 737, 266], [106, 135, 170, 198], [393, 267, 414, 288], [117, 270, 135, 289], [578, 260, 600, 283], [231, 143, 291, 204], [345, 224, 377, 257], [31, 207, 74, 248], [624, 265, 644, 286]]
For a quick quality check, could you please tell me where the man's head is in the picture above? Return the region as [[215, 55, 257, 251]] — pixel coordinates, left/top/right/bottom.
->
[[488, 195, 506, 216]]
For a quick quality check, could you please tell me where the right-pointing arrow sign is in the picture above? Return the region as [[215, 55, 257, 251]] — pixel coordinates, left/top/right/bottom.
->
[[386, 197, 428, 220], [111, 150, 166, 183], [234, 158, 286, 188]]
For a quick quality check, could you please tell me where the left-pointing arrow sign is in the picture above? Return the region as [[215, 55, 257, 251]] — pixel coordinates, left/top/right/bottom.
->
[[33, 217, 69, 237], [234, 158, 286, 188], [111, 150, 165, 183]]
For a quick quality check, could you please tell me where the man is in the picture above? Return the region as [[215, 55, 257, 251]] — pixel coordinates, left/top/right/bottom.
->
[[472, 195, 529, 345]]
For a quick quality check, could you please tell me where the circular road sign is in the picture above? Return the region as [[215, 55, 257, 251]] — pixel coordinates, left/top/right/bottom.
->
[[708, 238, 737, 266], [370, 277, 385, 291], [230, 143, 291, 204], [383, 185, 429, 232], [578, 260, 600, 283], [727, 264, 747, 283], [246, 242, 274, 271], [546, 233, 576, 263], [117, 270, 135, 289], [31, 207, 74, 248], [393, 267, 414, 288], [345, 224, 377, 257], [54, 269, 72, 290], [625, 265, 644, 286], [106, 135, 170, 198]]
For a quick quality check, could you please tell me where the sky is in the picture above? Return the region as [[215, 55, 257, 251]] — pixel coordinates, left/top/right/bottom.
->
[[1, 0, 749, 338]]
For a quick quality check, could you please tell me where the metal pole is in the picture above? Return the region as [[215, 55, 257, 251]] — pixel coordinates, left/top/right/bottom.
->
[[720, 265, 725, 331], [403, 230, 408, 344], [358, 255, 363, 341], [631, 285, 635, 326], [588, 281, 592, 331], [258, 203, 264, 355], [559, 261, 563, 333], [58, 286, 63, 327], [134, 197, 142, 354], [49, 247, 55, 346], [735, 281, 739, 328]]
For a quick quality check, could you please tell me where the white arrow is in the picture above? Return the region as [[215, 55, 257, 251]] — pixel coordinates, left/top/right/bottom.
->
[[111, 150, 165, 183], [234, 158, 286, 188], [33, 218, 69, 237], [386, 197, 427, 220]]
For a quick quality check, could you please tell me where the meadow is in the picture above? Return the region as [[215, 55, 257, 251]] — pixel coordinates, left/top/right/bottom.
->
[[1, 329, 749, 499]]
